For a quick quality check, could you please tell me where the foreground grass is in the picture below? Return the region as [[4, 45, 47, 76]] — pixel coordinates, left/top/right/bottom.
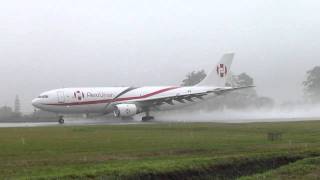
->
[[0, 121, 320, 179], [241, 157, 320, 180]]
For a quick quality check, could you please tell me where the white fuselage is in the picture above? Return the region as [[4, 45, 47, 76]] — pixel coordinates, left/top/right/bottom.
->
[[32, 86, 219, 114]]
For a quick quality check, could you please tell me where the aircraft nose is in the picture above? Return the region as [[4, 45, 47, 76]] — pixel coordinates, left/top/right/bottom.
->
[[32, 99, 40, 108]]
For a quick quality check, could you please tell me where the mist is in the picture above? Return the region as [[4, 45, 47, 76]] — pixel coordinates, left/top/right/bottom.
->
[[1, 0, 320, 115], [153, 104, 320, 123]]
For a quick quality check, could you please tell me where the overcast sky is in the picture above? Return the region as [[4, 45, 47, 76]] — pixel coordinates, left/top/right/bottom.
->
[[1, 0, 320, 113]]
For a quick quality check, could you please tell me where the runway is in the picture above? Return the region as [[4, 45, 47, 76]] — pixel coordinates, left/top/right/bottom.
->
[[0, 117, 319, 128], [0, 119, 145, 128], [2, 106, 320, 128]]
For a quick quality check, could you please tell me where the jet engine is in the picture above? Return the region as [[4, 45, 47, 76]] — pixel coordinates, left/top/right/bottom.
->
[[113, 104, 140, 117]]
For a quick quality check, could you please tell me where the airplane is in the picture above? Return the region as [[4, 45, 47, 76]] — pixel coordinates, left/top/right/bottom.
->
[[32, 53, 254, 124]]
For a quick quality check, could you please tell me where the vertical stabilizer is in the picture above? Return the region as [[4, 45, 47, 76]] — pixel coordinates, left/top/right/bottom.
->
[[196, 53, 234, 87]]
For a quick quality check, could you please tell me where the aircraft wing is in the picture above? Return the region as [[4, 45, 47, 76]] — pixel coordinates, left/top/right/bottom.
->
[[206, 85, 256, 95], [133, 86, 255, 108]]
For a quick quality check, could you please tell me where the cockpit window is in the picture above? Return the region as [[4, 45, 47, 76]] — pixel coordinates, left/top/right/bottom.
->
[[38, 95, 49, 98]]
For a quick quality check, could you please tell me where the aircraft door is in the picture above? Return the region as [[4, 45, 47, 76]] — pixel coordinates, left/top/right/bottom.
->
[[57, 91, 65, 103]]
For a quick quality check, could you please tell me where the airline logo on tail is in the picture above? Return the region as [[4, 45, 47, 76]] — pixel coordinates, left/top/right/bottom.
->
[[216, 64, 228, 77]]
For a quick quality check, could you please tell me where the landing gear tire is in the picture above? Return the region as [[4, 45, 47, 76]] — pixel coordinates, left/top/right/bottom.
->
[[58, 116, 64, 124], [142, 109, 154, 122], [142, 116, 154, 122]]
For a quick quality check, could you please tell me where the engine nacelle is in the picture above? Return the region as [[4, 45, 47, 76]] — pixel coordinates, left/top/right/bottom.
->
[[113, 104, 139, 117]]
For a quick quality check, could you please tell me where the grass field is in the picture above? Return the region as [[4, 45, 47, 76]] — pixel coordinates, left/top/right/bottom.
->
[[240, 157, 320, 180], [0, 121, 320, 179]]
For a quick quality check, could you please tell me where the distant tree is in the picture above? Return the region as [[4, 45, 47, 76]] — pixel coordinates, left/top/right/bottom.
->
[[234, 73, 256, 95], [236, 73, 254, 86], [181, 70, 206, 86], [227, 73, 254, 87], [303, 66, 320, 103], [0, 106, 14, 120], [224, 73, 258, 109], [14, 95, 21, 117]]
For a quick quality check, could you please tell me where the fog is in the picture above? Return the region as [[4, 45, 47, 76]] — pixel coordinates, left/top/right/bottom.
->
[[1, 0, 320, 113]]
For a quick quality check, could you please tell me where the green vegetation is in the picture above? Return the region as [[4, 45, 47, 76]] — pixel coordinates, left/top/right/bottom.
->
[[0, 121, 320, 179], [303, 66, 320, 103], [241, 157, 320, 180]]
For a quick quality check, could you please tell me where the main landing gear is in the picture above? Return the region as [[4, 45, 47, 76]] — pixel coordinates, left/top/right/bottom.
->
[[142, 111, 154, 122], [58, 115, 65, 124]]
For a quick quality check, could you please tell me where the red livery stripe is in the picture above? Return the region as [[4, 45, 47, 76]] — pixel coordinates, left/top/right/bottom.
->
[[44, 87, 179, 106]]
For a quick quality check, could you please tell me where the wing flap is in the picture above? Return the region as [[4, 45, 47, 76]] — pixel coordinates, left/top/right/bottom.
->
[[209, 85, 255, 95], [133, 86, 254, 108]]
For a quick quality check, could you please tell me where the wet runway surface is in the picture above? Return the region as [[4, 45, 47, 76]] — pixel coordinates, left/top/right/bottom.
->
[[0, 119, 145, 128], [0, 117, 319, 128]]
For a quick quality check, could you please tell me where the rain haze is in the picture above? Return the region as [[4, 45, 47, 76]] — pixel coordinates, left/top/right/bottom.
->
[[1, 0, 320, 113]]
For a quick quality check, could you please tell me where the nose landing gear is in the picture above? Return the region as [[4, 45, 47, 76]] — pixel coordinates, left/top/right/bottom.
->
[[58, 116, 64, 124]]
